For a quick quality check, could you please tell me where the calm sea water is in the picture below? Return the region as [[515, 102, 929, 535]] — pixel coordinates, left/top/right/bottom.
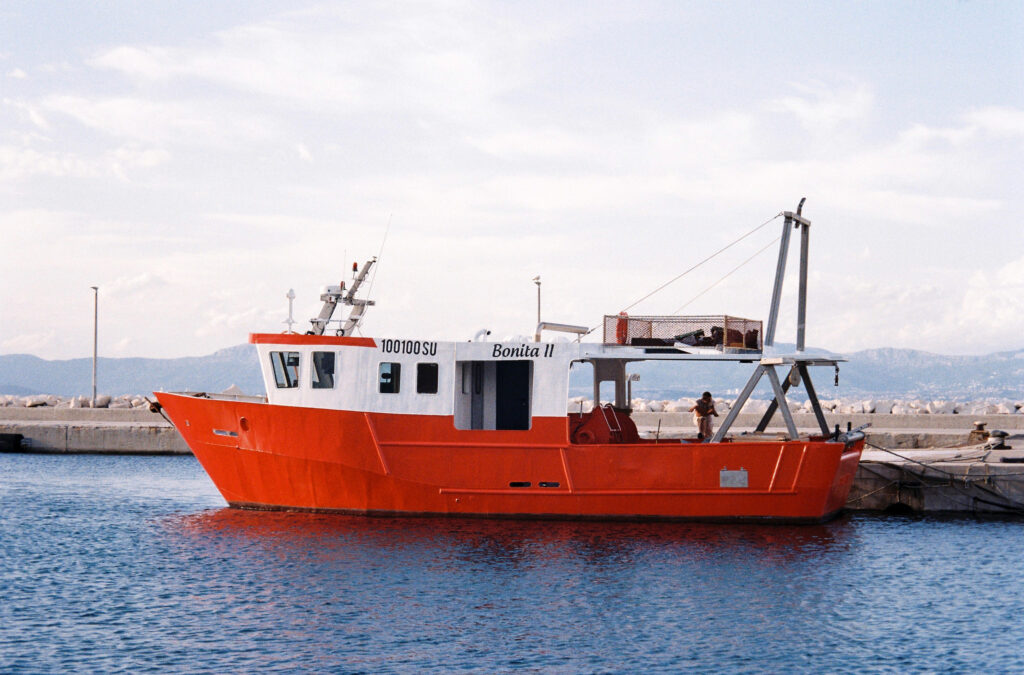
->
[[2, 454, 1023, 673]]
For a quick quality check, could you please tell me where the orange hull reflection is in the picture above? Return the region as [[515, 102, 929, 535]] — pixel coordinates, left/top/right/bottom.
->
[[157, 393, 863, 523]]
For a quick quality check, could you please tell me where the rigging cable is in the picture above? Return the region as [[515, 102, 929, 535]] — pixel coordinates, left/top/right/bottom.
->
[[366, 212, 392, 301], [582, 211, 783, 336], [617, 211, 782, 315], [672, 235, 781, 314], [356, 213, 392, 337]]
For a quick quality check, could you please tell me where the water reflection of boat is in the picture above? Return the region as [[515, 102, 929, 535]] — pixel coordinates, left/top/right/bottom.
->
[[163, 508, 851, 563], [156, 200, 864, 522]]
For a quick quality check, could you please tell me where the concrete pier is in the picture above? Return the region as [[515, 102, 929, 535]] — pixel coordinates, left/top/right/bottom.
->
[[0, 407, 188, 454], [633, 412, 1024, 514], [631, 411, 1024, 448], [846, 446, 1024, 515]]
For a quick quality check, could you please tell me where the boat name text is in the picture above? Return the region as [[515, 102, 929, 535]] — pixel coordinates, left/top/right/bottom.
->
[[492, 344, 555, 359], [380, 339, 438, 356]]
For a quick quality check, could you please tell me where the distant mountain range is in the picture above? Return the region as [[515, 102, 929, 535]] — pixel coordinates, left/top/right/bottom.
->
[[2, 343, 1022, 400], [0, 345, 262, 397], [613, 346, 1024, 402]]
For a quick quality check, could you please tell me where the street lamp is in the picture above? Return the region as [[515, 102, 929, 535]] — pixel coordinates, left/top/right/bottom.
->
[[533, 275, 541, 325], [90, 286, 98, 407]]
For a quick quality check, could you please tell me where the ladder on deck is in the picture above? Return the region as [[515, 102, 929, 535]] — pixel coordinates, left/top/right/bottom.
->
[[597, 404, 624, 443]]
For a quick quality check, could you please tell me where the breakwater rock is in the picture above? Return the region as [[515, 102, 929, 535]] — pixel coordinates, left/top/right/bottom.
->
[[569, 396, 1024, 416], [1, 393, 152, 409]]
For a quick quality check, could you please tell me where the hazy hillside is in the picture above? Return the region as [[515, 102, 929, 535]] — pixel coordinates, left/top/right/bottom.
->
[[2, 343, 1023, 399], [836, 348, 1024, 398], [0, 345, 262, 396], [575, 346, 1024, 400]]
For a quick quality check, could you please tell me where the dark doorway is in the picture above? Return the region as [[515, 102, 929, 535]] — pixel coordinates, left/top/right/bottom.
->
[[496, 360, 531, 430], [470, 362, 485, 430]]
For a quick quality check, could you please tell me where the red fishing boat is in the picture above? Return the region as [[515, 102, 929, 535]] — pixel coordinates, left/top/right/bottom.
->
[[156, 201, 864, 522]]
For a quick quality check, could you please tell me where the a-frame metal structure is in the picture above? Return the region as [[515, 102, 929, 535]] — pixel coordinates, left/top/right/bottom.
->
[[710, 199, 839, 442]]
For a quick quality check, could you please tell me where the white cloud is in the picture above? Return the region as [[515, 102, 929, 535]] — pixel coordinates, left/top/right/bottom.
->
[[965, 106, 1024, 138], [110, 337, 133, 354], [894, 106, 1024, 151], [7, 68, 27, 79], [0, 331, 58, 355], [4, 97, 51, 130], [805, 252, 1024, 356], [41, 95, 222, 145], [103, 273, 169, 299], [0, 146, 98, 180], [2, 4, 1022, 361], [0, 143, 169, 181], [195, 306, 281, 338], [769, 81, 874, 133], [952, 257, 1024, 331], [898, 122, 977, 148], [468, 127, 595, 160], [86, 3, 535, 122], [88, 45, 177, 81]]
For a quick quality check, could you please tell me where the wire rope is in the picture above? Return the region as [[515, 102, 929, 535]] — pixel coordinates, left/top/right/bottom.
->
[[672, 235, 781, 314], [366, 212, 392, 301], [582, 211, 783, 336], [618, 211, 782, 314], [355, 213, 392, 337]]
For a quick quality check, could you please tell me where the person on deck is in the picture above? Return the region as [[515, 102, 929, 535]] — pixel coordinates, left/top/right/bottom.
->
[[690, 391, 718, 441]]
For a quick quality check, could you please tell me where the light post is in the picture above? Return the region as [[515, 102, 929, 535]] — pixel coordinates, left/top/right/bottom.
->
[[628, 373, 640, 405], [90, 286, 98, 407], [533, 275, 541, 325]]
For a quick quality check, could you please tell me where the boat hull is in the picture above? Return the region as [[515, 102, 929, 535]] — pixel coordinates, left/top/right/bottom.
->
[[156, 393, 863, 523]]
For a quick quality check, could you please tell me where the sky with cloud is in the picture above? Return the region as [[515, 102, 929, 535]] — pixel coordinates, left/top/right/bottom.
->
[[1, 1, 1022, 359]]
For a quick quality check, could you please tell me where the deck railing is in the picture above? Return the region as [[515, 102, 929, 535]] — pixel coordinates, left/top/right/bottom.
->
[[602, 314, 762, 351]]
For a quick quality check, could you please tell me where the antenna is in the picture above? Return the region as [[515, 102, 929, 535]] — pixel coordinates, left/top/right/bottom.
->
[[306, 216, 389, 336], [365, 213, 392, 303], [307, 259, 377, 336], [283, 289, 296, 333]]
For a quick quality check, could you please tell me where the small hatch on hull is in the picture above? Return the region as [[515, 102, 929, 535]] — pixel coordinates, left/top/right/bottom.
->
[[720, 468, 749, 488]]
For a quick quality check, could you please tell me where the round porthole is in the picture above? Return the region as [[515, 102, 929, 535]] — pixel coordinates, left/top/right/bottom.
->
[[239, 417, 249, 431]]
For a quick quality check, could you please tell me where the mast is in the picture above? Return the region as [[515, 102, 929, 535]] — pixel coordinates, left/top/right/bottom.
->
[[712, 199, 833, 443], [764, 197, 811, 351], [307, 257, 377, 336]]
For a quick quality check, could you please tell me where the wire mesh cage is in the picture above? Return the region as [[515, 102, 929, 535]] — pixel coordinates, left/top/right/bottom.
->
[[602, 314, 762, 351]]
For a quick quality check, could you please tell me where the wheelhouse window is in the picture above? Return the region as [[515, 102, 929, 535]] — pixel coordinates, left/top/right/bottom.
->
[[378, 362, 401, 394], [417, 363, 438, 394], [312, 351, 335, 389], [270, 351, 300, 389]]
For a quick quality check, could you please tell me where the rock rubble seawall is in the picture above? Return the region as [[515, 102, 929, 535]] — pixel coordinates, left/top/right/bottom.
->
[[0, 393, 151, 409], [568, 396, 1024, 415]]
